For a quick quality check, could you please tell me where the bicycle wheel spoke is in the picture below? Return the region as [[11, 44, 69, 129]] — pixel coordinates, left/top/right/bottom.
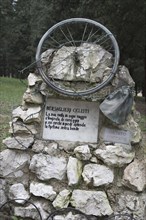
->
[[60, 27, 74, 46], [93, 33, 108, 44], [49, 35, 61, 46], [98, 36, 112, 47], [86, 27, 93, 42], [66, 26, 76, 47], [86, 27, 101, 42], [49, 35, 74, 54], [104, 44, 114, 51], [42, 41, 58, 50], [81, 23, 88, 44]]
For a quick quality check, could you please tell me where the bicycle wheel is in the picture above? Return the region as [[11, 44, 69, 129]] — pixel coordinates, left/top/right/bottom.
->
[[36, 18, 120, 96], [0, 199, 42, 220]]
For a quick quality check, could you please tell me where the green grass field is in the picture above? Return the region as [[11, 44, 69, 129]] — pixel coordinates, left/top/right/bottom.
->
[[0, 77, 26, 150], [0, 77, 27, 114], [0, 77, 146, 152]]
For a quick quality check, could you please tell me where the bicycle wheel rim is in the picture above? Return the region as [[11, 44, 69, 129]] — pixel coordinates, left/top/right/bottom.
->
[[36, 18, 120, 96]]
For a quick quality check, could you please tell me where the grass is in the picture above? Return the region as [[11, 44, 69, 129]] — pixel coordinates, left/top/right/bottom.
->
[[0, 77, 26, 151], [0, 77, 27, 114]]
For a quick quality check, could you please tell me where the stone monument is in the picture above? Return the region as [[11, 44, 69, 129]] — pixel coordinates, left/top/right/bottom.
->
[[0, 19, 145, 220]]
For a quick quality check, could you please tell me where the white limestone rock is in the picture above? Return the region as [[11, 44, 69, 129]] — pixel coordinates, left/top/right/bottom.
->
[[12, 106, 41, 123], [3, 136, 34, 150], [9, 183, 30, 203], [42, 142, 60, 155], [74, 145, 92, 160], [39, 81, 47, 96], [54, 216, 65, 220], [9, 121, 37, 135], [70, 190, 113, 216], [123, 160, 146, 192], [28, 72, 42, 86], [47, 43, 112, 82], [29, 153, 67, 181], [118, 115, 142, 144], [0, 178, 6, 191], [32, 140, 60, 155], [12, 106, 24, 118], [23, 106, 42, 123], [112, 65, 135, 87], [94, 145, 135, 167], [114, 143, 132, 151], [87, 85, 114, 101], [23, 88, 43, 104], [67, 156, 82, 186], [82, 164, 114, 187], [14, 204, 40, 220], [30, 181, 56, 201], [41, 48, 55, 64], [53, 189, 71, 209], [53, 212, 88, 220], [31, 139, 45, 152], [58, 140, 77, 151], [89, 143, 99, 149], [14, 201, 49, 220], [117, 191, 146, 220], [90, 156, 98, 163], [0, 190, 7, 207], [0, 179, 7, 206], [33, 199, 51, 220], [0, 149, 30, 181], [118, 193, 141, 212], [132, 105, 141, 123], [14, 198, 51, 219]]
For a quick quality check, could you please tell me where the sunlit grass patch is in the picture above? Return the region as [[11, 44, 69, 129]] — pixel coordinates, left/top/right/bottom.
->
[[0, 77, 26, 151]]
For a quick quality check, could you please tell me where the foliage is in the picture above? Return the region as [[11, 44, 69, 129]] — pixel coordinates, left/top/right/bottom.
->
[[0, 0, 145, 94]]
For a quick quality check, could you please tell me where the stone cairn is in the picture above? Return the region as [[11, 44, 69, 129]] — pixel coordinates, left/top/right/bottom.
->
[[0, 44, 146, 220]]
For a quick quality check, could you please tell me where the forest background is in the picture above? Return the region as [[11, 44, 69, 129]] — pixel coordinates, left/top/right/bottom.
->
[[0, 0, 145, 96]]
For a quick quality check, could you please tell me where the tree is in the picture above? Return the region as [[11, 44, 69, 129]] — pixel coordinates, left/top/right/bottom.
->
[[11, 0, 32, 77], [0, 0, 16, 76], [0, 0, 145, 98]]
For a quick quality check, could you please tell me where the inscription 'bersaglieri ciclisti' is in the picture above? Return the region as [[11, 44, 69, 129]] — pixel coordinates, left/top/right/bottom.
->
[[43, 99, 99, 142]]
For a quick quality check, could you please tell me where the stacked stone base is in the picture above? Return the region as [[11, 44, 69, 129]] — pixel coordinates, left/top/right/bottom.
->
[[0, 142, 145, 219], [0, 70, 146, 220]]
